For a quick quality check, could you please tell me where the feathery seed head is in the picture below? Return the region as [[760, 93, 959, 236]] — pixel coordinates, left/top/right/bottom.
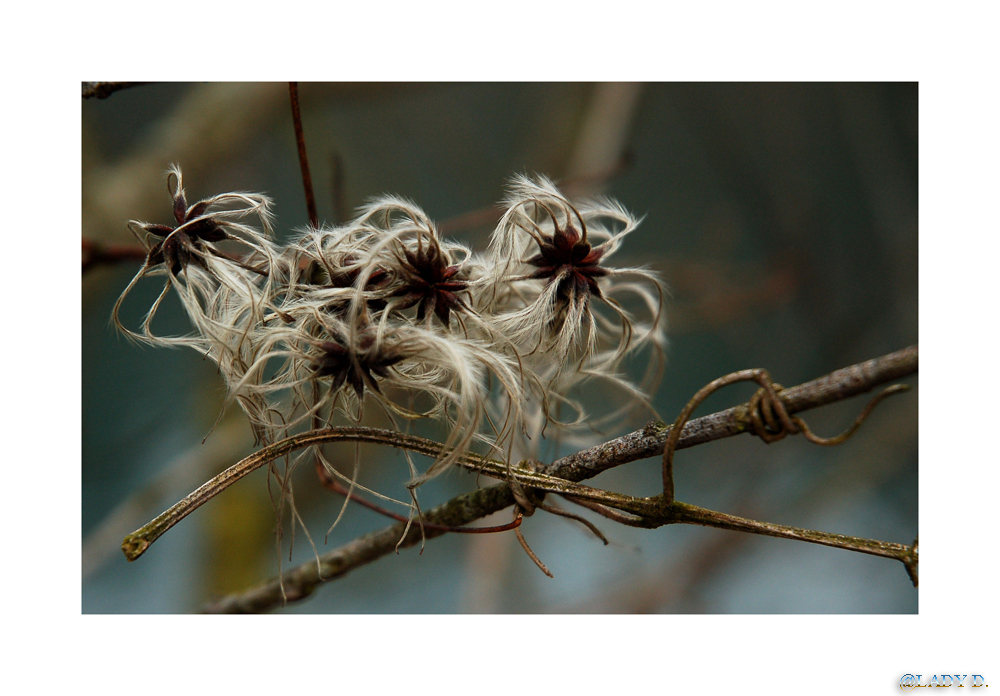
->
[[111, 165, 667, 492], [388, 234, 471, 327], [112, 166, 278, 354]]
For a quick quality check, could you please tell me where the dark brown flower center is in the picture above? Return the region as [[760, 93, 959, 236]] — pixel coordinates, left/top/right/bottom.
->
[[391, 241, 469, 327], [314, 330, 404, 400], [526, 222, 608, 302]]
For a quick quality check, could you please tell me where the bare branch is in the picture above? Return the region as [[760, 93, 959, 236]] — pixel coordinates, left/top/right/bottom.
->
[[202, 482, 519, 612], [194, 345, 917, 613], [549, 344, 918, 482], [664, 502, 917, 566]]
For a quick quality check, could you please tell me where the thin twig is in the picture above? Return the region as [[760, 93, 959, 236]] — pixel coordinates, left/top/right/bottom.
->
[[84, 416, 252, 580], [315, 465, 522, 535], [536, 500, 609, 545], [194, 345, 916, 612], [665, 501, 916, 566], [515, 517, 554, 578], [122, 427, 627, 561], [557, 493, 918, 574], [288, 82, 319, 229], [82, 239, 148, 273], [122, 427, 479, 561]]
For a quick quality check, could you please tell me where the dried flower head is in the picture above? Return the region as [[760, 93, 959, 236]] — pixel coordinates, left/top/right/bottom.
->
[[388, 233, 470, 327], [111, 165, 667, 498], [112, 165, 277, 353], [225, 303, 525, 485], [283, 224, 391, 318], [312, 323, 406, 401], [487, 175, 664, 363], [336, 196, 480, 332], [481, 175, 667, 439]]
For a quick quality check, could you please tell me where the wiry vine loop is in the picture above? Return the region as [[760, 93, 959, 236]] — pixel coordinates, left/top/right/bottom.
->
[[747, 380, 909, 446], [795, 384, 909, 446], [662, 369, 909, 505], [747, 382, 798, 443], [660, 369, 781, 503]]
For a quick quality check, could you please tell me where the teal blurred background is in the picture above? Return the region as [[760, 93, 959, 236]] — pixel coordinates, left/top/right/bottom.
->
[[82, 83, 917, 613]]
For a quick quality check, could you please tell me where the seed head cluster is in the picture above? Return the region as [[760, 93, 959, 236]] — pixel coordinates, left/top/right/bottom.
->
[[114, 169, 667, 488]]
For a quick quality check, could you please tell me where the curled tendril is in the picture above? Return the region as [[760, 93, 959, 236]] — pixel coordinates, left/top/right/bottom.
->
[[749, 382, 911, 446], [660, 368, 910, 504]]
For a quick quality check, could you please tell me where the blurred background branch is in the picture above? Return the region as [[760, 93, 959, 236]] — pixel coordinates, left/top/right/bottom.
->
[[82, 82, 149, 100]]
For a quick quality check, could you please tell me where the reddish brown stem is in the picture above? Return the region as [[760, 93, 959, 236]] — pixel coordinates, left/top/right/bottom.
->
[[82, 239, 148, 273], [315, 461, 522, 535], [289, 82, 319, 229]]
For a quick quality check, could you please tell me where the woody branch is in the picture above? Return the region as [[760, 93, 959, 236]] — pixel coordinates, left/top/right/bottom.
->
[[191, 345, 917, 613]]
